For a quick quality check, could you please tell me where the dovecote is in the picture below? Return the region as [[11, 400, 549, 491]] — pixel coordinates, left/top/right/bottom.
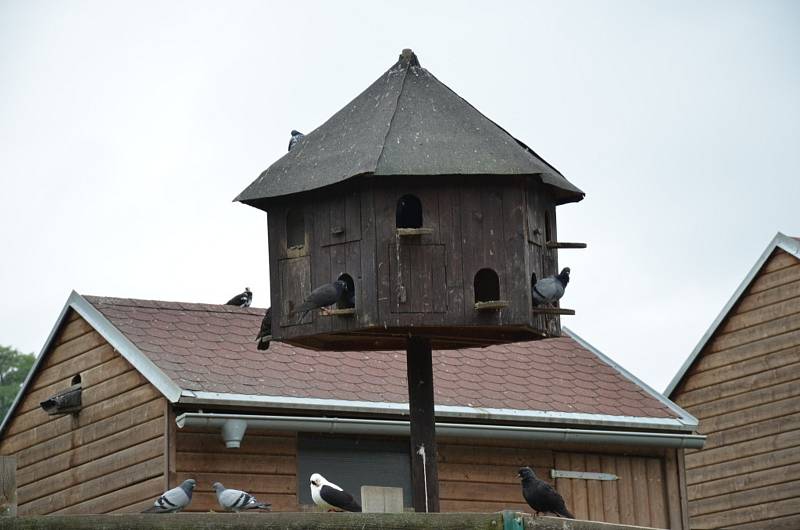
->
[[237, 50, 585, 351]]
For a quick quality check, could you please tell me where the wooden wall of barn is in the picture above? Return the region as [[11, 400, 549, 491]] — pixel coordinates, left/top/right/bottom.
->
[[437, 437, 688, 529], [173, 426, 297, 512], [671, 248, 800, 529], [0, 311, 166, 515]]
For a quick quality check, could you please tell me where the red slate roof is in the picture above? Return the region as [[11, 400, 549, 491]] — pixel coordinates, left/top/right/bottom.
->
[[85, 296, 677, 419]]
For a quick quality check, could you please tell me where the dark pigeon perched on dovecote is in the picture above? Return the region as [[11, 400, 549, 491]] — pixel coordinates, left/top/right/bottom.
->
[[288, 130, 304, 151], [256, 307, 272, 350], [532, 268, 570, 306], [291, 280, 351, 321], [518, 467, 574, 518], [225, 287, 252, 307]]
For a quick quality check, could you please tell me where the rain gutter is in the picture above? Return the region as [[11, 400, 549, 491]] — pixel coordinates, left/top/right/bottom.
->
[[175, 412, 706, 450]]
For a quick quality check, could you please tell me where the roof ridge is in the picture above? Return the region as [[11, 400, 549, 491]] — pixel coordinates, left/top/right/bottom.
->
[[374, 55, 414, 171], [83, 295, 266, 314]]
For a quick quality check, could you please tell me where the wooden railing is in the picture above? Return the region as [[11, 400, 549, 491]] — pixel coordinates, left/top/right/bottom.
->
[[0, 512, 660, 530]]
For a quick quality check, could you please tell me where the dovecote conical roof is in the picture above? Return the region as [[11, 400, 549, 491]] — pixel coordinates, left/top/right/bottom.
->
[[236, 49, 584, 206]]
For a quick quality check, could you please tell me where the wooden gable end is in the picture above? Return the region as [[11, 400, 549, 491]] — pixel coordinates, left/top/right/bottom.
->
[[671, 248, 800, 529], [0, 310, 168, 515]]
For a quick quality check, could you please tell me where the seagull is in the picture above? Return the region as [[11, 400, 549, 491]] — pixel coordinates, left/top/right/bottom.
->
[[288, 130, 305, 151], [255, 307, 272, 350], [142, 479, 196, 513], [212, 482, 271, 512], [517, 467, 574, 518], [532, 268, 570, 306], [291, 280, 351, 321], [310, 473, 362, 512], [225, 287, 252, 307]]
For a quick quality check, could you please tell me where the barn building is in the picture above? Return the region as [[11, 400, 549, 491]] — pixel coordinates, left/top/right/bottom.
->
[[667, 232, 800, 529], [1, 292, 701, 527]]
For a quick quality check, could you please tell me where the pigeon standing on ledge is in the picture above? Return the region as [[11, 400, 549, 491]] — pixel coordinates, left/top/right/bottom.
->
[[532, 268, 570, 306], [291, 280, 351, 321], [288, 130, 305, 151], [225, 287, 252, 307], [310, 473, 362, 512], [143, 479, 196, 513], [256, 307, 272, 350], [518, 467, 574, 518], [212, 482, 271, 512]]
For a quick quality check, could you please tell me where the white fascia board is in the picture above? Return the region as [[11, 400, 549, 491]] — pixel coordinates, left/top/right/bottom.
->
[[0, 292, 76, 436], [179, 390, 693, 432], [69, 292, 183, 402], [563, 327, 699, 428], [0, 289, 186, 440], [665, 232, 800, 396]]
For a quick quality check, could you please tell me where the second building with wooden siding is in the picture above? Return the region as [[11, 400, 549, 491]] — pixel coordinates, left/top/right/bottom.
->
[[1, 291, 703, 527]]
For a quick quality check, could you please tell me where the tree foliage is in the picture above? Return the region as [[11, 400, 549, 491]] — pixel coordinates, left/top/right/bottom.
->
[[0, 345, 36, 420]]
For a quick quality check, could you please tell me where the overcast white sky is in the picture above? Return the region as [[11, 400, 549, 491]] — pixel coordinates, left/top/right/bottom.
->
[[1, 0, 798, 392]]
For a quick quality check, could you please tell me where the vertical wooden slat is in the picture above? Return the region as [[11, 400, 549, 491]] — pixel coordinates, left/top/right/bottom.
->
[[502, 179, 529, 323], [584, 454, 604, 522], [569, 453, 589, 520], [663, 449, 683, 529], [599, 455, 620, 524], [438, 179, 464, 326], [616, 456, 636, 525], [164, 403, 176, 491], [358, 180, 377, 328], [647, 457, 668, 529], [553, 453, 573, 517], [0, 456, 16, 516], [631, 457, 651, 526], [676, 449, 690, 530]]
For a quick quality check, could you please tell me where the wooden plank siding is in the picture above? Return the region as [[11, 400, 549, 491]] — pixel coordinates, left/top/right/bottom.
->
[[174, 427, 297, 512], [436, 437, 683, 528], [0, 313, 166, 515], [672, 248, 800, 529]]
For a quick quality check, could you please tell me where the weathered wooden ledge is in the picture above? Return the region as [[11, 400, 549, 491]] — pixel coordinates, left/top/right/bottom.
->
[[531, 307, 576, 315], [0, 512, 660, 530]]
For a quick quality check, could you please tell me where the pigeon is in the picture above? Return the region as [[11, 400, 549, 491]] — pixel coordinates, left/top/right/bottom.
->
[[309, 473, 362, 512], [288, 130, 305, 151], [517, 467, 574, 518], [256, 307, 272, 350], [143, 479, 196, 513], [226, 287, 252, 307], [532, 267, 570, 306], [291, 280, 351, 321], [212, 482, 271, 512]]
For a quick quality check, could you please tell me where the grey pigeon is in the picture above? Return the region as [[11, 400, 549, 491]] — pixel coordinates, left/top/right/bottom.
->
[[292, 280, 351, 321], [143, 479, 196, 513], [226, 287, 252, 307], [256, 307, 272, 350], [532, 267, 570, 306], [288, 130, 305, 151], [212, 482, 271, 512], [310, 473, 362, 512], [518, 467, 573, 518]]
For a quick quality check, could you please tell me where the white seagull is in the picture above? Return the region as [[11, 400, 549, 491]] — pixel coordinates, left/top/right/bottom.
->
[[309, 473, 362, 512]]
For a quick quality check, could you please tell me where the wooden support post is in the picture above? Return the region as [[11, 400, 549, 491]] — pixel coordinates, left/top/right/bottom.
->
[[0, 456, 16, 516], [406, 336, 440, 513]]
